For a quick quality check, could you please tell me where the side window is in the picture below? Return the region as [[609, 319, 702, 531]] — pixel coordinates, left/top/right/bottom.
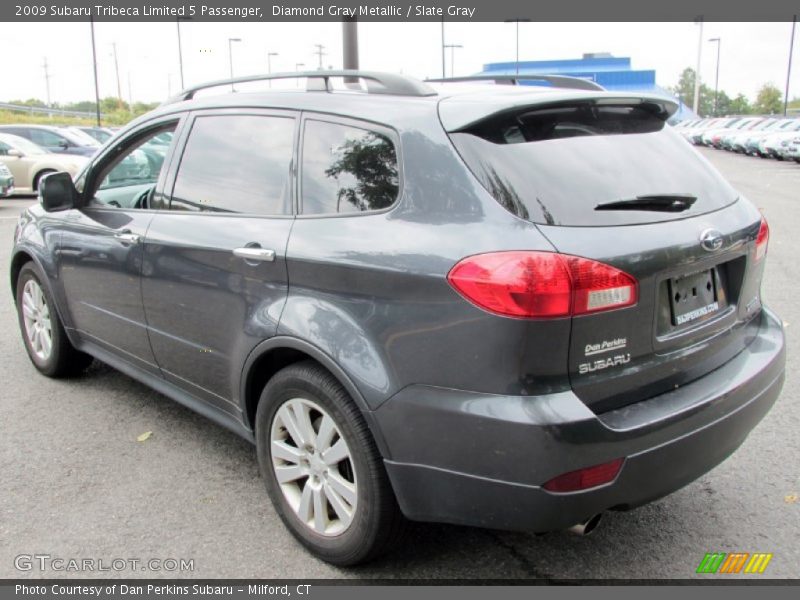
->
[[89, 124, 177, 209], [0, 141, 9, 156], [29, 129, 65, 148], [301, 120, 399, 215], [170, 114, 294, 215]]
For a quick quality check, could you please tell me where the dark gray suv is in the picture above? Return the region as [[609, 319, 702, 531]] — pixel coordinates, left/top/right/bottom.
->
[[10, 71, 785, 566]]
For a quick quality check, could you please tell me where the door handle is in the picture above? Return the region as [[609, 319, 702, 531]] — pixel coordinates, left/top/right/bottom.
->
[[233, 247, 276, 262], [114, 231, 140, 244]]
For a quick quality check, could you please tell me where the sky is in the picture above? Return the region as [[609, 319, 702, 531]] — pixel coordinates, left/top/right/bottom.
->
[[0, 21, 797, 104]]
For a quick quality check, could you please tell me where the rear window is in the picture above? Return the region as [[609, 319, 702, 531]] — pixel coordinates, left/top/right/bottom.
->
[[451, 102, 739, 226]]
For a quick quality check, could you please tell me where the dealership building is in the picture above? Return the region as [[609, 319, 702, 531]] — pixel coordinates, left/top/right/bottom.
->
[[477, 53, 694, 121]]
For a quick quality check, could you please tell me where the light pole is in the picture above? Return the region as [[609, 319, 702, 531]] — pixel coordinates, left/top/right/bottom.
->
[[267, 51, 279, 86], [89, 17, 101, 126], [693, 17, 704, 115], [444, 44, 462, 78], [176, 16, 190, 90], [785, 15, 797, 116], [708, 37, 721, 116], [295, 62, 305, 87], [228, 37, 241, 91]]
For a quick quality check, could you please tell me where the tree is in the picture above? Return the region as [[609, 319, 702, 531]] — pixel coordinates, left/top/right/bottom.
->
[[325, 132, 398, 212], [712, 90, 732, 116], [753, 83, 782, 115], [671, 67, 714, 116], [728, 94, 752, 115]]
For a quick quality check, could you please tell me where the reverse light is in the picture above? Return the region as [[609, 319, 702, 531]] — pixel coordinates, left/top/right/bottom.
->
[[543, 458, 625, 493], [447, 251, 637, 319], [755, 217, 769, 262]]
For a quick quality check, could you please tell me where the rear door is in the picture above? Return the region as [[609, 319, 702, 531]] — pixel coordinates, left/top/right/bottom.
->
[[141, 109, 297, 415], [448, 98, 767, 413]]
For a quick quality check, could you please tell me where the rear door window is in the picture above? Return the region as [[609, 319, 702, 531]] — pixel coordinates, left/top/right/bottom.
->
[[301, 119, 399, 215], [170, 114, 295, 215]]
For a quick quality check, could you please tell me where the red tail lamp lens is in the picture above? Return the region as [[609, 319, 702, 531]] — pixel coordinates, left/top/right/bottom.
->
[[447, 251, 637, 319], [755, 217, 769, 261]]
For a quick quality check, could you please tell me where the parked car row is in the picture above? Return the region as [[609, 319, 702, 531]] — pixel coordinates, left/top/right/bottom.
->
[[0, 124, 168, 197], [674, 115, 800, 161]]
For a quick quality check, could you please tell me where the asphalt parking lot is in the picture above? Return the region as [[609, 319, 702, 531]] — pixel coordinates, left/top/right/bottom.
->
[[0, 147, 798, 580]]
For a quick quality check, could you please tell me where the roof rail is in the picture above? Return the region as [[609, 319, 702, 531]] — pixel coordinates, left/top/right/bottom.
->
[[164, 70, 437, 104], [426, 74, 605, 92]]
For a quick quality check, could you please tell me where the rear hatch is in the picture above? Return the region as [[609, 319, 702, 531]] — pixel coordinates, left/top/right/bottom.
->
[[443, 93, 768, 413]]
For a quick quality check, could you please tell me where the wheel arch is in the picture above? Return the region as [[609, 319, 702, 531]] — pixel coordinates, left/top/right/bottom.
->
[[240, 336, 392, 459]]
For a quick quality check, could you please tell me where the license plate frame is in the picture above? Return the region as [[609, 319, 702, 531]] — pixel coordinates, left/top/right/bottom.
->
[[668, 269, 720, 326]]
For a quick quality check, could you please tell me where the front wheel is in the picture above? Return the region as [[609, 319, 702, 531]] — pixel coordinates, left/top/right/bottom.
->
[[16, 263, 93, 377], [255, 361, 404, 566]]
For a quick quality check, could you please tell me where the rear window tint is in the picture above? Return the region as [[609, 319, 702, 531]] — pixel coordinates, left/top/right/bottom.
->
[[301, 120, 399, 215], [451, 102, 739, 226]]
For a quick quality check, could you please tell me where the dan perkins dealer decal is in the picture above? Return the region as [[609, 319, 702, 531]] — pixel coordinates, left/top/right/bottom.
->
[[579, 338, 630, 374]]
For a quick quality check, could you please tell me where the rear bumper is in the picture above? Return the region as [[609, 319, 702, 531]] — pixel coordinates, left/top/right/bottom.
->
[[374, 308, 785, 532]]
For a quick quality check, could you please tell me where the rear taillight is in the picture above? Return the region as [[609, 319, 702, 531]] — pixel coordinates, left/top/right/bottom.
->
[[755, 217, 769, 261], [447, 251, 637, 319], [543, 458, 625, 493]]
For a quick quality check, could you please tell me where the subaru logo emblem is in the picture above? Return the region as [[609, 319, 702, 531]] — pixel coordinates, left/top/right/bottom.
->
[[700, 229, 724, 252]]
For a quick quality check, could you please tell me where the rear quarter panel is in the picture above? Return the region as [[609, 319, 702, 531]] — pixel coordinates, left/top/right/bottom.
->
[[280, 106, 572, 409]]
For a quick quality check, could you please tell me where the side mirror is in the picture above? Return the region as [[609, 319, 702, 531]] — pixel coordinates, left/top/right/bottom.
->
[[58, 140, 70, 150], [39, 172, 79, 212], [7, 148, 23, 158]]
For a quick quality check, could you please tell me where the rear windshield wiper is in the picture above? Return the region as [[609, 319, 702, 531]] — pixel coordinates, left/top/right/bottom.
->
[[595, 194, 697, 213]]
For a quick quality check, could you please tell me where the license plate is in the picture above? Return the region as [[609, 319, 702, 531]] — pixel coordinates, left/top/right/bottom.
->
[[669, 269, 719, 326]]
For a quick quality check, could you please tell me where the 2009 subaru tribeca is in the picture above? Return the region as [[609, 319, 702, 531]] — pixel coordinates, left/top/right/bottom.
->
[[11, 71, 785, 566]]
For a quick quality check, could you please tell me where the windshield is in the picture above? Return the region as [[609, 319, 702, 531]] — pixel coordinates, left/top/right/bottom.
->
[[0, 134, 48, 155], [60, 128, 100, 146], [450, 103, 738, 226]]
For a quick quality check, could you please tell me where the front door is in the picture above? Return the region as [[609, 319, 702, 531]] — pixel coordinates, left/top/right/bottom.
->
[[56, 119, 182, 374], [141, 110, 297, 414]]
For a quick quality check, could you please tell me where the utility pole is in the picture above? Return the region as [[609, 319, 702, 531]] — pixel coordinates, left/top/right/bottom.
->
[[267, 51, 279, 87], [504, 19, 530, 76], [90, 17, 101, 127], [444, 44, 462, 78], [342, 18, 358, 85], [111, 42, 123, 109], [127, 71, 133, 114], [42, 58, 52, 108], [313, 44, 326, 70], [785, 15, 797, 116], [693, 17, 704, 115]]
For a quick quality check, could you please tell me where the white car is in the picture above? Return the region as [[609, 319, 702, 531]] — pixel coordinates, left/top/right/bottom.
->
[[0, 133, 87, 195]]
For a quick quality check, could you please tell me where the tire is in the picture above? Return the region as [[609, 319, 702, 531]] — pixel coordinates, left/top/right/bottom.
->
[[33, 169, 56, 191], [255, 360, 404, 566], [16, 263, 93, 377]]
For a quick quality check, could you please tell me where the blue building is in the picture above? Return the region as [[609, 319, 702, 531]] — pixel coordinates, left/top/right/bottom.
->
[[478, 53, 695, 121]]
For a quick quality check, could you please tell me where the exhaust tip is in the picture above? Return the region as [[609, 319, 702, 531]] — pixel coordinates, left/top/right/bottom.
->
[[567, 513, 602, 536]]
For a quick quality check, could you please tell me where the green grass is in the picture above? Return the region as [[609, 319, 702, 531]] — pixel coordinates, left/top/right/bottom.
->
[[0, 109, 143, 127]]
